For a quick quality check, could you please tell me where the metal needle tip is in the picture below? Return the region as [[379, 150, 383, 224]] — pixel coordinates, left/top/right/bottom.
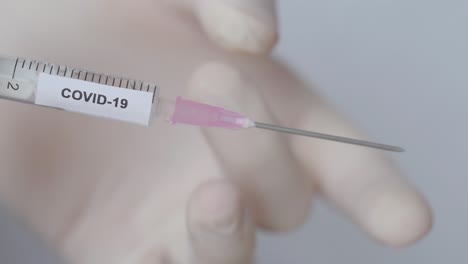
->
[[253, 122, 404, 153]]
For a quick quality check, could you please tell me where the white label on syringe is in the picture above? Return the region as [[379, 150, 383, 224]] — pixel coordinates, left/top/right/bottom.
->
[[35, 74, 154, 125]]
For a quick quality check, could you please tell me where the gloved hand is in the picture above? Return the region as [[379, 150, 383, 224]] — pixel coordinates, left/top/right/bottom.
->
[[0, 0, 432, 263]]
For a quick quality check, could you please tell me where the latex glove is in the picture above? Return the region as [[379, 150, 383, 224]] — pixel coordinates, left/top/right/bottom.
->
[[173, 0, 278, 54], [0, 1, 432, 264]]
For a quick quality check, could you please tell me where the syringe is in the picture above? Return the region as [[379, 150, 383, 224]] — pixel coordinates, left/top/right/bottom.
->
[[0, 55, 404, 152]]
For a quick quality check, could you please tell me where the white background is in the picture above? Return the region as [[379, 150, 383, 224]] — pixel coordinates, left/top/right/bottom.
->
[[0, 0, 467, 263]]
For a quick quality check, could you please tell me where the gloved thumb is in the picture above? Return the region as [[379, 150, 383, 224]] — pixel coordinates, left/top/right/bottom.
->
[[187, 179, 255, 264]]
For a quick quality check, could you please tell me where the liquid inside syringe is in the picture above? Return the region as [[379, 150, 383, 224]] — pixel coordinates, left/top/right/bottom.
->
[[0, 55, 404, 152]]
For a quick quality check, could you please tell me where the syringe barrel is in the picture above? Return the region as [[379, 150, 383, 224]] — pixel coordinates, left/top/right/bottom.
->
[[0, 56, 37, 104], [0, 55, 161, 126], [0, 55, 253, 129]]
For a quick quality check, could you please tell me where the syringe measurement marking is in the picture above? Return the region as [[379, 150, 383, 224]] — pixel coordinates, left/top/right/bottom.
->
[[152, 85, 157, 102], [6, 57, 158, 105], [12, 58, 19, 79]]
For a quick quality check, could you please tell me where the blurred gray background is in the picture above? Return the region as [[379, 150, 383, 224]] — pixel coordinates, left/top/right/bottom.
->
[[0, 0, 466, 263], [258, 0, 467, 263]]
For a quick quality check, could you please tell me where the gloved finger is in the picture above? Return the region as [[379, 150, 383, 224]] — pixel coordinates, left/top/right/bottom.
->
[[185, 62, 313, 231], [257, 65, 433, 246], [187, 179, 255, 264], [171, 0, 278, 55]]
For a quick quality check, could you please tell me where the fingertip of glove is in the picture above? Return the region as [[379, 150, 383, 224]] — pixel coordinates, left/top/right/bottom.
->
[[363, 186, 433, 247], [188, 180, 245, 235], [187, 62, 248, 111], [195, 0, 278, 55]]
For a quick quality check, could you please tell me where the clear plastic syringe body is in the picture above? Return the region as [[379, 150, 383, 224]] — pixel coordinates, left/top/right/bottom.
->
[[0, 56, 37, 104], [0, 56, 254, 129]]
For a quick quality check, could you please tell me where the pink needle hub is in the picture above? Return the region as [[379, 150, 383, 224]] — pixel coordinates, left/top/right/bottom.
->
[[170, 96, 254, 129]]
